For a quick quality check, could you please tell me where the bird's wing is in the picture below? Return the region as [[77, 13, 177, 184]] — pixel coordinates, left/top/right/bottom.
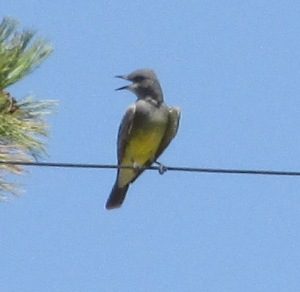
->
[[117, 103, 136, 163], [154, 106, 181, 160]]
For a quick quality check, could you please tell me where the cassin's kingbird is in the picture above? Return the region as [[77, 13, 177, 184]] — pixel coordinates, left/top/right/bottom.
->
[[105, 69, 181, 209]]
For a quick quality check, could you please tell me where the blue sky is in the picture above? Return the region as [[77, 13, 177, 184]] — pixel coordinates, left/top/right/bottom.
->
[[1, 1, 300, 291]]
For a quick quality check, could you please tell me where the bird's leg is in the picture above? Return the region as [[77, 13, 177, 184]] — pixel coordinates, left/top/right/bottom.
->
[[154, 161, 167, 175]]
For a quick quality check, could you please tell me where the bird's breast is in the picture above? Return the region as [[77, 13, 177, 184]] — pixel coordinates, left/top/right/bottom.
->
[[125, 109, 167, 162], [118, 104, 168, 187]]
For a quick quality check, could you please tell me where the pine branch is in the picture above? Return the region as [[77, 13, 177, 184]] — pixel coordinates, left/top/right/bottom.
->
[[0, 17, 56, 198], [0, 17, 53, 89]]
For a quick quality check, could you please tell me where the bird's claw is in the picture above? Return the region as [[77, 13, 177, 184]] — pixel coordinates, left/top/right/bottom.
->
[[132, 162, 142, 170], [154, 161, 167, 175]]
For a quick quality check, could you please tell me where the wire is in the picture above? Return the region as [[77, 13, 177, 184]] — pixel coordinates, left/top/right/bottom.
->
[[0, 160, 300, 177]]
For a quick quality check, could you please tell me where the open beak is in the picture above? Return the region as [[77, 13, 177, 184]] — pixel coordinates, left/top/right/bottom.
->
[[115, 75, 130, 91]]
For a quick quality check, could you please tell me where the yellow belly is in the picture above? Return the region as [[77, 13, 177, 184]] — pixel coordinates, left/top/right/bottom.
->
[[118, 128, 165, 187]]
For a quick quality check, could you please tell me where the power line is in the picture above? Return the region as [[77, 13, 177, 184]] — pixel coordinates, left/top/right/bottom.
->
[[0, 160, 300, 177]]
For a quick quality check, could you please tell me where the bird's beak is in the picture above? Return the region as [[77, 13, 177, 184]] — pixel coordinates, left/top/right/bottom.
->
[[115, 75, 130, 91], [115, 75, 127, 80], [115, 85, 129, 91]]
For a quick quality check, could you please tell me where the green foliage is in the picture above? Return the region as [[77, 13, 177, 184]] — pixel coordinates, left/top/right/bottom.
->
[[0, 17, 53, 89], [0, 17, 56, 199]]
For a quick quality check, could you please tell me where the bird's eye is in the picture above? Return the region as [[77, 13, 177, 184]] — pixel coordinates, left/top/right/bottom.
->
[[134, 76, 145, 82]]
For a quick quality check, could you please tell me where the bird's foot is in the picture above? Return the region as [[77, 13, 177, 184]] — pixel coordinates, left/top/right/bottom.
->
[[132, 162, 142, 170], [154, 161, 167, 175]]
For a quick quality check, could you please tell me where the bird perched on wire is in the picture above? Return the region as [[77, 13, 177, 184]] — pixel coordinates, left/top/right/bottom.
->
[[106, 69, 181, 210]]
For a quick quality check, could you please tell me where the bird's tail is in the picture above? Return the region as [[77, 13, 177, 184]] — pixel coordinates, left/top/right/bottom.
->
[[105, 182, 129, 210]]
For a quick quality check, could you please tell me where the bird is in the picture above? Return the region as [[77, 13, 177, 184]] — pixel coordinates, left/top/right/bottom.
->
[[105, 69, 181, 209]]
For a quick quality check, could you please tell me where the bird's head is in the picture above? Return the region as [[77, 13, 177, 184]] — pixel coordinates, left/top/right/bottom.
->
[[115, 69, 164, 103]]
